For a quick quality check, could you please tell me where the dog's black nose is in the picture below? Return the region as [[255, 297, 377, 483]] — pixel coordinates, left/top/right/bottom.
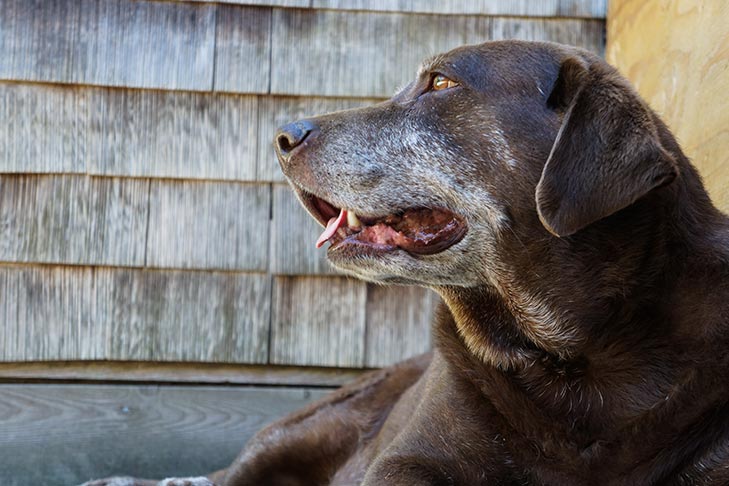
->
[[275, 120, 317, 158]]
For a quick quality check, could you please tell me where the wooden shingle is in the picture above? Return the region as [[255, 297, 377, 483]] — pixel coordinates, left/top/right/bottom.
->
[[0, 265, 271, 363], [312, 0, 608, 18], [491, 17, 606, 57], [0, 175, 148, 267], [0, 0, 215, 90], [99, 268, 271, 363], [0, 82, 88, 174], [270, 9, 605, 97], [270, 9, 490, 98], [271, 276, 366, 367], [88, 88, 259, 181], [214, 5, 272, 94], [146, 180, 270, 271], [1, 83, 260, 181], [365, 285, 439, 367]]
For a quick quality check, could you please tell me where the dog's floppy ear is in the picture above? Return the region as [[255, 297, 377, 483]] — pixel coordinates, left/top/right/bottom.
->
[[535, 56, 678, 237]]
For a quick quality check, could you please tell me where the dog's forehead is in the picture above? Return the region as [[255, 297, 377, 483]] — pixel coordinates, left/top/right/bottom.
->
[[418, 41, 566, 87]]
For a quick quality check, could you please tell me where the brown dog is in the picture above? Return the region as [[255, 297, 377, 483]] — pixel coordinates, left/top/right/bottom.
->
[[88, 40, 729, 486]]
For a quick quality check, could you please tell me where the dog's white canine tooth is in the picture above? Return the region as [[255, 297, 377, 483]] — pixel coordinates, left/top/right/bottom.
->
[[347, 210, 362, 229]]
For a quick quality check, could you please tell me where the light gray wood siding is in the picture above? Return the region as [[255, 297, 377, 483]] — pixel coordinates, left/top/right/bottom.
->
[[0, 0, 216, 91], [2, 83, 260, 181], [0, 383, 328, 486], [0, 82, 89, 174], [214, 5, 272, 94], [269, 9, 604, 97], [271, 276, 367, 367], [312, 0, 608, 18], [365, 285, 439, 367], [0, 265, 271, 363], [88, 89, 260, 181], [0, 175, 148, 266], [146, 181, 270, 271]]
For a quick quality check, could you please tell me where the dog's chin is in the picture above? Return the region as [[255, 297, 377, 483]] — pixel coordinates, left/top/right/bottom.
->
[[326, 245, 423, 285], [325, 241, 480, 287]]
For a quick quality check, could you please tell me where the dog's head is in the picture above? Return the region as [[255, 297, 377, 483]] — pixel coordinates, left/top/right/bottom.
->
[[274, 41, 678, 293]]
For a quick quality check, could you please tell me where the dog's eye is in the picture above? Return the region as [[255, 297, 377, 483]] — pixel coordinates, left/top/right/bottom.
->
[[431, 74, 459, 91]]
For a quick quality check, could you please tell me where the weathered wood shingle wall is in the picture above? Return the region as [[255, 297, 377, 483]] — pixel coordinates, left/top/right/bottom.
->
[[0, 2, 604, 482], [0, 0, 605, 373]]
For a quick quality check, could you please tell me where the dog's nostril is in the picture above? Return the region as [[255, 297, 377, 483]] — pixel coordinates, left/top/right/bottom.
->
[[277, 133, 296, 153], [275, 120, 317, 155]]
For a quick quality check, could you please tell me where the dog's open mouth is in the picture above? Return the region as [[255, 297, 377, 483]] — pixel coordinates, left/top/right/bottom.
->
[[298, 191, 467, 256]]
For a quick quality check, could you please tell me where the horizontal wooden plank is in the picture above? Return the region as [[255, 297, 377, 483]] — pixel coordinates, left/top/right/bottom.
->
[[178, 0, 606, 17], [0, 175, 148, 266], [312, 0, 608, 18], [146, 181, 270, 271], [257, 96, 382, 182], [270, 9, 486, 98], [1, 83, 260, 180], [365, 285, 438, 367], [214, 5, 272, 94], [270, 184, 339, 275], [0, 383, 329, 486], [491, 16, 606, 57], [88, 89, 259, 180], [0, 361, 366, 387], [166, 0, 306, 8], [0, 0, 215, 90], [271, 276, 367, 367], [0, 265, 271, 363], [270, 9, 605, 97]]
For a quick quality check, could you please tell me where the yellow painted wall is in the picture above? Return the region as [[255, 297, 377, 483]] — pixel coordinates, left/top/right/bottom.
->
[[606, 0, 729, 212]]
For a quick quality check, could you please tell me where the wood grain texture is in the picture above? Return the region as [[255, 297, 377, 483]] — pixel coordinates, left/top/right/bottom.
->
[[270, 184, 339, 275], [0, 361, 366, 387], [0, 0, 215, 90], [490, 16, 606, 56], [257, 96, 382, 182], [0, 265, 271, 363], [214, 5, 272, 94], [190, 0, 309, 5], [312, 0, 608, 18], [0, 383, 329, 486], [0, 175, 148, 266], [270, 9, 605, 97], [270, 9, 489, 98], [1, 83, 259, 180], [88, 88, 259, 181], [365, 285, 438, 367], [99, 269, 271, 363], [607, 0, 729, 212], [271, 276, 366, 367], [146, 181, 270, 271], [0, 82, 88, 174]]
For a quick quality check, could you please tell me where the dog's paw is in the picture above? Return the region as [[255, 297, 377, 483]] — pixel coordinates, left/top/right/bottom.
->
[[79, 478, 156, 486], [79, 477, 214, 486], [157, 478, 216, 486]]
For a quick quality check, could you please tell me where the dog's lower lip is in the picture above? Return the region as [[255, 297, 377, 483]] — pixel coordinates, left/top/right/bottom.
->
[[295, 189, 467, 256]]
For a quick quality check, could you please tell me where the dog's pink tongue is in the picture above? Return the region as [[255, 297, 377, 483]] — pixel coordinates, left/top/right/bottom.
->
[[316, 208, 347, 248]]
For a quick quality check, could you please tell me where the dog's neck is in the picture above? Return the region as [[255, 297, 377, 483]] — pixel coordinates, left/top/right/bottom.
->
[[434, 165, 729, 442]]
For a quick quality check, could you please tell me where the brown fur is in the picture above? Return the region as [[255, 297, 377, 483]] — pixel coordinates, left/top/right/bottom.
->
[[87, 41, 729, 486]]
